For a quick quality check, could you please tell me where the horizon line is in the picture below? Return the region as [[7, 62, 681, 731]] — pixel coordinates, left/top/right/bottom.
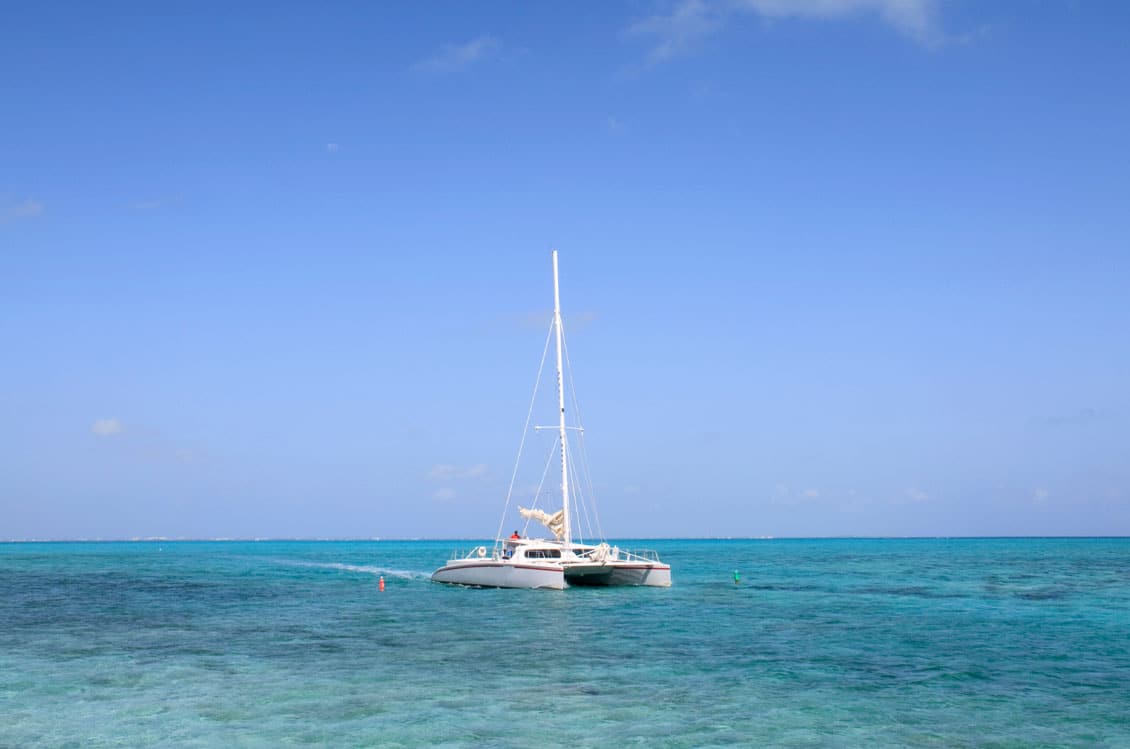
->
[[3, 535, 1129, 543]]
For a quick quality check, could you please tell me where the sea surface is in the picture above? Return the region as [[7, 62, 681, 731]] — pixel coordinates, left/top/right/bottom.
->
[[1, 538, 1128, 747]]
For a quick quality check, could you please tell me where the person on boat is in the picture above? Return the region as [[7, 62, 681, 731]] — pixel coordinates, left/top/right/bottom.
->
[[510, 530, 521, 540]]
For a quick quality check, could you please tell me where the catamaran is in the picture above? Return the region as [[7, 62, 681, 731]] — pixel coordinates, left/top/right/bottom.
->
[[431, 251, 672, 589]]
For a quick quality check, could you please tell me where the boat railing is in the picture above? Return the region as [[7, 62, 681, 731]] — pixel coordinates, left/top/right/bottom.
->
[[448, 543, 661, 564], [580, 545, 663, 563], [620, 548, 662, 563], [449, 545, 499, 562]]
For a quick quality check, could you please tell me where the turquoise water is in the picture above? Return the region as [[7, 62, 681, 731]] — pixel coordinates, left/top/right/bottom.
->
[[2, 539, 1128, 747]]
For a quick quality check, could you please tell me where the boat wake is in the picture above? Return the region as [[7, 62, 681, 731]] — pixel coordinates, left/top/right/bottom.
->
[[272, 559, 431, 581]]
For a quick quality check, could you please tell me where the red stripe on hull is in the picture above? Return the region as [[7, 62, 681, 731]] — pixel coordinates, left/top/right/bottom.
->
[[434, 563, 561, 574]]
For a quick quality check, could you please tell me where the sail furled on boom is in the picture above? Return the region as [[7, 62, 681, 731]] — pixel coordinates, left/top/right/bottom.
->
[[518, 507, 565, 540]]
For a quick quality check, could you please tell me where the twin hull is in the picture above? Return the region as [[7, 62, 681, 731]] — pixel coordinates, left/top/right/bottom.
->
[[431, 559, 672, 590]]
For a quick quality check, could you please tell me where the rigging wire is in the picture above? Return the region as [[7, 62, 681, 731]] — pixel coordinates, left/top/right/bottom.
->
[[562, 324, 606, 542], [496, 313, 611, 547], [567, 445, 596, 544], [523, 436, 560, 538], [495, 318, 555, 550]]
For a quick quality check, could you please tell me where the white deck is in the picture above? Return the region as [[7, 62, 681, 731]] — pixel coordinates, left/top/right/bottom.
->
[[431, 539, 671, 589]]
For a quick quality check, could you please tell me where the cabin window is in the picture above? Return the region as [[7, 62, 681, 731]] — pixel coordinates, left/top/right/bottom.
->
[[525, 549, 561, 559]]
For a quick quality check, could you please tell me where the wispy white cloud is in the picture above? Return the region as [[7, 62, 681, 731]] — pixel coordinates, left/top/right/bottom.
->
[[739, 0, 942, 46], [92, 418, 123, 437], [627, 0, 722, 64], [428, 464, 488, 502], [413, 35, 500, 74], [429, 463, 489, 480], [628, 0, 945, 64], [326, 142, 340, 154], [89, 418, 209, 468], [0, 197, 45, 224], [771, 483, 826, 506], [1032, 487, 1050, 506]]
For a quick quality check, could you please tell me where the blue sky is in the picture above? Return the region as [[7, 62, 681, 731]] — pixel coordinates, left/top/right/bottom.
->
[[2, 1, 1128, 539]]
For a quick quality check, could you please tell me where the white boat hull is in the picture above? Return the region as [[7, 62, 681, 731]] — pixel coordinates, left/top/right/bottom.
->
[[564, 561, 672, 587], [431, 559, 565, 590]]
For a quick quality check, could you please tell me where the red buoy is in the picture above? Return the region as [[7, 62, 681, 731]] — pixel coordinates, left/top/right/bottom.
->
[[379, 575, 385, 592]]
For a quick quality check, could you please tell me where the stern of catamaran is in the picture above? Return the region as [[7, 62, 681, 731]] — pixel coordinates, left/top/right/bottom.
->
[[561, 543, 672, 587]]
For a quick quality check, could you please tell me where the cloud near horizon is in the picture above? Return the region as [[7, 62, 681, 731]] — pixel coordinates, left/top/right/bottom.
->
[[413, 35, 499, 74], [903, 488, 929, 503], [629, 0, 943, 64]]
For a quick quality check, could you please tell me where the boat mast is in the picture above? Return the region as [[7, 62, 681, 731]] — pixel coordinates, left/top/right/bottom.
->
[[552, 250, 572, 548]]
